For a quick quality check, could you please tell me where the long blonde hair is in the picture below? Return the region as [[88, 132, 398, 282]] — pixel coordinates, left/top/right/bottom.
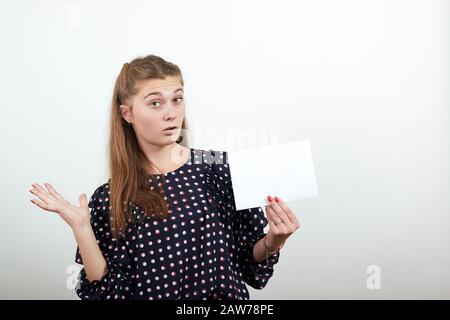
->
[[107, 54, 188, 240]]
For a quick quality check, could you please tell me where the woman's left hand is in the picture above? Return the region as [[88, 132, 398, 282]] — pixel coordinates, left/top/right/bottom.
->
[[264, 195, 301, 251]]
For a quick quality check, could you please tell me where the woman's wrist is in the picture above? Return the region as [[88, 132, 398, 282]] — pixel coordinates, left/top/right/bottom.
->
[[264, 234, 285, 253], [72, 223, 94, 240]]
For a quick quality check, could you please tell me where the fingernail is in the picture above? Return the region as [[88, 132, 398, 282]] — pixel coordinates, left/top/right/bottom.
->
[[274, 196, 279, 203], [267, 195, 272, 202]]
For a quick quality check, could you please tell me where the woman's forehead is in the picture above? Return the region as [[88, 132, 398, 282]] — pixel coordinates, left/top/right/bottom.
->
[[137, 76, 183, 95]]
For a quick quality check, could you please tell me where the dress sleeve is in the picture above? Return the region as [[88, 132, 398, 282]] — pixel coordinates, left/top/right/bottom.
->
[[234, 206, 280, 289], [205, 149, 281, 290], [74, 183, 135, 300]]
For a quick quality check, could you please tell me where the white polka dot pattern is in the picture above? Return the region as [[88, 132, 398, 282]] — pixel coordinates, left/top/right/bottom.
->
[[74, 148, 280, 300]]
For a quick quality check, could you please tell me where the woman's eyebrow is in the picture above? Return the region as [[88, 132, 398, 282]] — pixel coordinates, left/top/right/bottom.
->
[[144, 88, 183, 100]]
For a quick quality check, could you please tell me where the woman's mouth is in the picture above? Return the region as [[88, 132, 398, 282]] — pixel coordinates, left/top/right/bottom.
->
[[163, 125, 177, 131], [162, 126, 178, 135]]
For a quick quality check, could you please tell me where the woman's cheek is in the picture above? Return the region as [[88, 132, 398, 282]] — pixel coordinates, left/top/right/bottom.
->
[[178, 105, 186, 117]]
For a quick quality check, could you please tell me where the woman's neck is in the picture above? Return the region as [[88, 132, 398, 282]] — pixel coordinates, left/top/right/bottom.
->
[[144, 143, 190, 175]]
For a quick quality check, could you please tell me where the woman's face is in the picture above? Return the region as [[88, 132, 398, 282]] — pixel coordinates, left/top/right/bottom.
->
[[120, 75, 185, 147]]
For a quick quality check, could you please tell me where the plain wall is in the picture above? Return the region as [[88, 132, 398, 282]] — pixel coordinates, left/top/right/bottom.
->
[[0, 0, 449, 299]]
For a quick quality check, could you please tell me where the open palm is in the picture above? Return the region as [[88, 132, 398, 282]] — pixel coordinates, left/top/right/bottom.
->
[[29, 182, 91, 231]]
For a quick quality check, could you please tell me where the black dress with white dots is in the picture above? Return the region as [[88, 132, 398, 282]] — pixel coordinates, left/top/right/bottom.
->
[[74, 148, 280, 300]]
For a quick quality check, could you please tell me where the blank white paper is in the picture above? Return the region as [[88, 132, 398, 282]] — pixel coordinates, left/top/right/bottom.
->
[[227, 139, 319, 211]]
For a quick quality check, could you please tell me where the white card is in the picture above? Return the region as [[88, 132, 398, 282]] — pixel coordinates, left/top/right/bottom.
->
[[227, 139, 319, 211]]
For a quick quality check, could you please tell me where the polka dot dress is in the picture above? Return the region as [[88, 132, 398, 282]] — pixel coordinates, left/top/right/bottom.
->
[[74, 148, 280, 300]]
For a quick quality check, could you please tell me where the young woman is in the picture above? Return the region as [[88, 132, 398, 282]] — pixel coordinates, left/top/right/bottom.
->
[[29, 54, 301, 300]]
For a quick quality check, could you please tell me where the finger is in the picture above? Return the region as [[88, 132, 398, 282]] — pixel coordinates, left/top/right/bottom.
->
[[79, 193, 88, 207], [264, 205, 280, 233], [265, 206, 280, 226], [265, 196, 293, 228], [264, 197, 282, 224], [30, 197, 50, 211], [30, 184, 53, 203], [268, 197, 295, 228], [44, 183, 69, 204], [265, 200, 281, 223], [266, 206, 290, 232], [275, 196, 300, 226]]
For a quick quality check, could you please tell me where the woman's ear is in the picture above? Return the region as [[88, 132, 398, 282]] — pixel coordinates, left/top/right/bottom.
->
[[120, 104, 132, 123]]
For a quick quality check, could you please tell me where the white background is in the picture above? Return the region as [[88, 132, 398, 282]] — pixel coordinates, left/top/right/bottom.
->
[[0, 0, 449, 299]]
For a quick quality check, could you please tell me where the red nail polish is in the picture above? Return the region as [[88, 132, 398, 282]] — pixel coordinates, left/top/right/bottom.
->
[[267, 195, 272, 202], [274, 196, 279, 203]]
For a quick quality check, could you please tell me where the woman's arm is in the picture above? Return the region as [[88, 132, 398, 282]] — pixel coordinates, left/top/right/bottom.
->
[[252, 196, 300, 263], [73, 225, 108, 283], [252, 234, 285, 264], [29, 182, 108, 283]]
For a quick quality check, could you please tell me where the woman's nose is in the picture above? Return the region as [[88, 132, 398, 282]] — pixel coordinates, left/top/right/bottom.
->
[[163, 102, 179, 119], [164, 109, 177, 121]]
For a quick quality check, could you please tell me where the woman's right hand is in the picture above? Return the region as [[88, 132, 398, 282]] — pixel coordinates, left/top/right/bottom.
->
[[29, 182, 91, 232]]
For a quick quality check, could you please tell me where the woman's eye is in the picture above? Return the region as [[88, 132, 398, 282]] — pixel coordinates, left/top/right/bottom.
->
[[148, 97, 183, 107], [150, 100, 162, 107]]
